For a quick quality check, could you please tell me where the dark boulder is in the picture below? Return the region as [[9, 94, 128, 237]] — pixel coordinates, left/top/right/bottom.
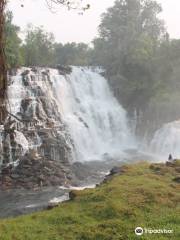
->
[[57, 65, 72, 75], [110, 166, 122, 175], [21, 70, 30, 77], [172, 177, 180, 183], [46, 203, 59, 210], [102, 166, 125, 183], [69, 190, 77, 200]]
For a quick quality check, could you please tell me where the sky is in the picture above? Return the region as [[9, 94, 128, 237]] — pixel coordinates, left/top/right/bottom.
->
[[8, 0, 180, 44]]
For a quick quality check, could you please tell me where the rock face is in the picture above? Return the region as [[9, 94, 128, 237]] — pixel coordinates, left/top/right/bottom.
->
[[57, 65, 72, 75], [173, 177, 180, 183], [0, 152, 75, 190], [0, 66, 133, 189], [102, 166, 126, 183], [0, 68, 74, 189]]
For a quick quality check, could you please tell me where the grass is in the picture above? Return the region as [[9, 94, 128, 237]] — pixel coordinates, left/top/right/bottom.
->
[[0, 161, 180, 240]]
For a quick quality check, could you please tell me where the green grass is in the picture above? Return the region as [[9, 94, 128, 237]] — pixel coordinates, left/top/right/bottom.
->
[[0, 161, 180, 240]]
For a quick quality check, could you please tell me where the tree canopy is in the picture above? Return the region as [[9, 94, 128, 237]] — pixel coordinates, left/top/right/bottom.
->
[[5, 11, 23, 68], [4, 18, 92, 67], [3, 0, 180, 129], [93, 0, 166, 113], [22, 25, 55, 66]]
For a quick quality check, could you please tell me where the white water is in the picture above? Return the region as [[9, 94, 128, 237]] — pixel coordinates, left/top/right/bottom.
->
[[52, 67, 136, 162], [5, 67, 137, 164], [7, 66, 180, 165], [8, 74, 26, 115], [150, 120, 180, 159]]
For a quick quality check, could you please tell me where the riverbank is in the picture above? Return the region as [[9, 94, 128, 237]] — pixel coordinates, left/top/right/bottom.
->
[[0, 160, 179, 240]]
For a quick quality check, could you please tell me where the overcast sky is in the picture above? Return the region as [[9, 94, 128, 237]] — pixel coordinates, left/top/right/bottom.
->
[[8, 0, 180, 44]]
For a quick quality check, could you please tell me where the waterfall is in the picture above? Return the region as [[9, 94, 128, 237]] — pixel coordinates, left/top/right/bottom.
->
[[2, 66, 136, 166], [150, 120, 180, 158], [52, 67, 136, 161]]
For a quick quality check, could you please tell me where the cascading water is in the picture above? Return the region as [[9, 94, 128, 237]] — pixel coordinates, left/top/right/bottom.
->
[[52, 67, 136, 162], [150, 120, 180, 158], [1, 66, 136, 167]]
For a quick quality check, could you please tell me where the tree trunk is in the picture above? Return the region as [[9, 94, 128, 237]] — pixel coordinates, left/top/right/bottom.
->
[[0, 0, 7, 124]]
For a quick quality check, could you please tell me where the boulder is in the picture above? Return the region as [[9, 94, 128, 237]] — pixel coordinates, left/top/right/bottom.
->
[[21, 70, 30, 77], [109, 166, 122, 175], [172, 177, 180, 183], [57, 65, 72, 75], [46, 202, 59, 210]]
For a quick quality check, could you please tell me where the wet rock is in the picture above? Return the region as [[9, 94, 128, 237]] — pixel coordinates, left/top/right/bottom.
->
[[166, 161, 176, 167], [21, 70, 31, 86], [21, 98, 32, 115], [31, 67, 38, 73], [29, 149, 40, 159], [42, 70, 50, 76], [78, 117, 89, 128], [21, 70, 30, 77], [0, 150, 75, 190], [11, 174, 20, 179], [110, 166, 122, 175], [69, 190, 76, 200], [103, 166, 124, 183], [49, 176, 62, 186], [172, 177, 180, 183], [175, 167, 180, 173], [8, 68, 18, 76], [46, 118, 55, 128], [1, 165, 13, 175], [1, 68, 75, 190], [71, 162, 93, 180], [46, 202, 59, 210], [57, 65, 72, 75]]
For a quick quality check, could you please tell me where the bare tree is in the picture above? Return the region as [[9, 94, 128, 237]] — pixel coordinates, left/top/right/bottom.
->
[[45, 0, 90, 10]]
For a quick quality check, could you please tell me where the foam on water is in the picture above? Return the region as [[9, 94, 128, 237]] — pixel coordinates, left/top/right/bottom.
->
[[6, 67, 136, 163], [52, 67, 136, 161], [150, 120, 180, 159]]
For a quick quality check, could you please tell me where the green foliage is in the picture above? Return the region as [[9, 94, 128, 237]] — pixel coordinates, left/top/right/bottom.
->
[[21, 25, 92, 67], [92, 0, 180, 126], [22, 24, 55, 66], [140, 38, 180, 131], [0, 161, 179, 240], [5, 11, 23, 68], [54, 42, 92, 66], [93, 0, 165, 112]]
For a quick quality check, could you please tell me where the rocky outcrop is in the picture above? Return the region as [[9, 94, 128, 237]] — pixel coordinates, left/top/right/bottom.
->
[[0, 151, 76, 190], [0, 68, 75, 189], [173, 177, 180, 183], [57, 65, 72, 75], [102, 166, 125, 183]]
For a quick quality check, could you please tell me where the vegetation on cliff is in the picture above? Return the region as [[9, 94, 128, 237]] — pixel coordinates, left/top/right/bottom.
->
[[0, 161, 179, 240]]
